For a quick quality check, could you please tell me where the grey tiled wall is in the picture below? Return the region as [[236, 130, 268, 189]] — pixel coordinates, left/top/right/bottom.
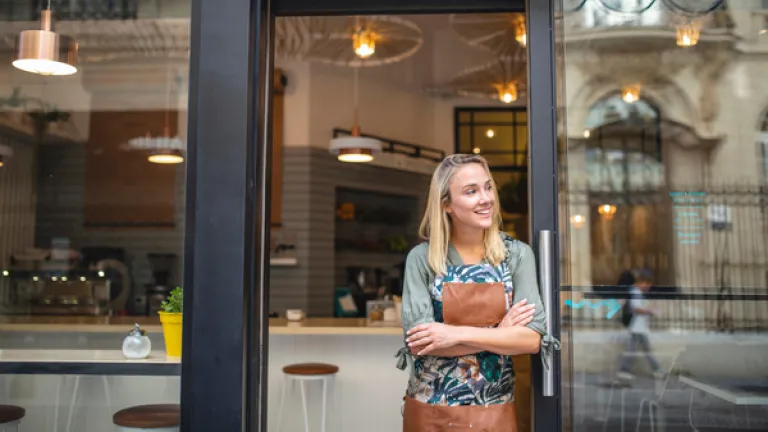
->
[[270, 147, 430, 316]]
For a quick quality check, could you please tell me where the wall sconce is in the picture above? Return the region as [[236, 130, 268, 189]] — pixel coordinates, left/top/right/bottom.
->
[[621, 85, 641, 104], [676, 23, 700, 47], [598, 204, 617, 220], [570, 214, 585, 228]]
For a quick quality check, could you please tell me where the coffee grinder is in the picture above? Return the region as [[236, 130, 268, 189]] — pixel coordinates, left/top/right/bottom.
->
[[146, 253, 178, 315]]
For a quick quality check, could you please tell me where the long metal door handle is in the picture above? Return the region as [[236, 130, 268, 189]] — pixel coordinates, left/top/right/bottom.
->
[[538, 230, 554, 397]]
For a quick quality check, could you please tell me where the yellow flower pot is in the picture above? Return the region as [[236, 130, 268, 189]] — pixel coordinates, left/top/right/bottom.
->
[[158, 312, 183, 357]]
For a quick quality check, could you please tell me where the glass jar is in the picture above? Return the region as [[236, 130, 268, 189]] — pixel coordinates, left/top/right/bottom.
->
[[122, 323, 152, 359]]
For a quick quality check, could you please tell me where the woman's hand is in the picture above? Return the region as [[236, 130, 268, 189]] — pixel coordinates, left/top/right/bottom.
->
[[406, 323, 462, 356], [500, 299, 536, 328]]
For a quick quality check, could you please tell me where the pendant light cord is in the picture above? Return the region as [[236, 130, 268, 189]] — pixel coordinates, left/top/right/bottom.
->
[[353, 67, 359, 129], [163, 63, 172, 137]]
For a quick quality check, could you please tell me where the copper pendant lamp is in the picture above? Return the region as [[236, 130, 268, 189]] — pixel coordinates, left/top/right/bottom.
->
[[13, 3, 78, 76]]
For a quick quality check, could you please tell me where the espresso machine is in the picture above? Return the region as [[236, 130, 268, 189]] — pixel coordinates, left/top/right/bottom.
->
[[146, 253, 178, 315]]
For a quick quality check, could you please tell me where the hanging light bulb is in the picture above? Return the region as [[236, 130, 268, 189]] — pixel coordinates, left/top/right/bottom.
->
[[472, 147, 481, 154], [13, 8, 78, 76], [622, 85, 641, 104], [486, 129, 495, 138], [497, 82, 518, 104], [676, 23, 700, 47], [353, 29, 376, 59], [514, 15, 527, 47]]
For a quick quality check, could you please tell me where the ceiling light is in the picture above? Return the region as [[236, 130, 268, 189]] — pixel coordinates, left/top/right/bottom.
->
[[148, 149, 185, 164], [330, 125, 382, 163], [473, 147, 481, 154], [329, 68, 381, 163], [514, 15, 527, 47], [583, 130, 591, 138], [486, 129, 495, 138], [353, 29, 376, 59], [497, 82, 518, 104], [125, 131, 185, 164], [13, 9, 78, 76]]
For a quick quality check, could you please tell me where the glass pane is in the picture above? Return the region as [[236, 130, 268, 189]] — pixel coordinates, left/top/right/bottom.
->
[[474, 125, 516, 153], [557, 2, 768, 432], [270, 12, 534, 432], [458, 125, 473, 153], [473, 111, 515, 124], [0, 1, 189, 428]]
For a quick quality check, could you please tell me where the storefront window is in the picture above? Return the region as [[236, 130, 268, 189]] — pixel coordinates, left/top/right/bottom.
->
[[0, 0, 189, 429]]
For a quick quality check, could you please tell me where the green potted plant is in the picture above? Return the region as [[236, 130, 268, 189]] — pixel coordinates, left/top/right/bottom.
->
[[158, 287, 183, 357]]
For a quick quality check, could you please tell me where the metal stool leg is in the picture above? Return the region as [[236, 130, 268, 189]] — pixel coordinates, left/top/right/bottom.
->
[[321, 377, 328, 432], [276, 376, 290, 432], [299, 380, 310, 432]]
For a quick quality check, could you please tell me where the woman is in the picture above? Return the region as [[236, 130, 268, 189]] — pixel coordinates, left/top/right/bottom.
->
[[395, 154, 559, 431]]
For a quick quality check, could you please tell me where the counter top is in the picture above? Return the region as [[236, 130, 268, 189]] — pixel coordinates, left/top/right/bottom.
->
[[0, 317, 403, 336], [0, 349, 180, 376]]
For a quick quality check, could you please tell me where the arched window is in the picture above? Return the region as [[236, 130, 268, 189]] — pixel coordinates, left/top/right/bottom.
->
[[584, 94, 664, 191]]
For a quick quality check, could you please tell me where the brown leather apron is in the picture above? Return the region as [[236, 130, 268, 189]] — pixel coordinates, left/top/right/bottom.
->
[[403, 396, 518, 432], [404, 281, 515, 432]]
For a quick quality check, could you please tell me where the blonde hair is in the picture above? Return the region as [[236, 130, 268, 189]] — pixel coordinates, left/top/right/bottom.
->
[[418, 154, 507, 275]]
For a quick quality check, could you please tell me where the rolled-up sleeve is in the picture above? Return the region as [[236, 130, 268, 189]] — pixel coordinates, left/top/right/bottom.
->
[[401, 244, 435, 336], [509, 240, 561, 368]]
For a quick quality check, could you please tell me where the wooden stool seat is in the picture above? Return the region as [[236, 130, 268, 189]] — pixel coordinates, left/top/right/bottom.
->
[[0, 405, 24, 424], [113, 404, 180, 428], [282, 363, 339, 376]]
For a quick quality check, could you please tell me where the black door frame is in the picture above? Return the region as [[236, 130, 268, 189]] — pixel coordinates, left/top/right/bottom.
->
[[183, 0, 560, 430]]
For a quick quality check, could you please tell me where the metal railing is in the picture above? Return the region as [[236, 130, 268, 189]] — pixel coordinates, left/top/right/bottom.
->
[[564, 286, 768, 333]]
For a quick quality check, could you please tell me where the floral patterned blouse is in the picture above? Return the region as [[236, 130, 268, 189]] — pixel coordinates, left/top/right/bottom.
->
[[395, 234, 559, 406]]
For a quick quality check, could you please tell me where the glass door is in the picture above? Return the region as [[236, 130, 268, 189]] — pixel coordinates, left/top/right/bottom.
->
[[263, 1, 562, 431], [556, 1, 768, 431]]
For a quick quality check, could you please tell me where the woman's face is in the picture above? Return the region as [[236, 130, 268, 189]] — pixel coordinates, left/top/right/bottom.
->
[[444, 163, 495, 231]]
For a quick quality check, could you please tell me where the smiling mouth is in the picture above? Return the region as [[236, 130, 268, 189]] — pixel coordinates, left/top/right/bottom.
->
[[475, 208, 491, 216]]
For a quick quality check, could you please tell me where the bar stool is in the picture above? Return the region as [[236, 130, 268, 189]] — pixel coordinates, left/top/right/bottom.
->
[[0, 405, 24, 432], [277, 363, 339, 432], [113, 404, 180, 432]]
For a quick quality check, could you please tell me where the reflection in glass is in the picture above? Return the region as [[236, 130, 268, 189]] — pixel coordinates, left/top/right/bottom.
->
[[558, 1, 768, 431], [1, 1, 189, 430]]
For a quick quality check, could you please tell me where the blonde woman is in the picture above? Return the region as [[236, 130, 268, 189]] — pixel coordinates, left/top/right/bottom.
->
[[395, 154, 559, 431]]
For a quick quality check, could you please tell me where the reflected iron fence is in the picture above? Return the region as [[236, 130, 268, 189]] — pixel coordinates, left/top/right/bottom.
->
[[561, 183, 768, 333], [0, 0, 139, 21]]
